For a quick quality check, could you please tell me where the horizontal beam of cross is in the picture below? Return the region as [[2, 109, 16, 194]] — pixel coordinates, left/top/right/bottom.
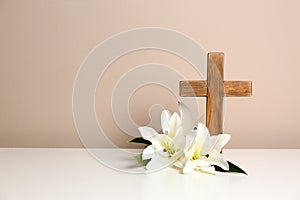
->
[[180, 80, 252, 97], [179, 52, 252, 136]]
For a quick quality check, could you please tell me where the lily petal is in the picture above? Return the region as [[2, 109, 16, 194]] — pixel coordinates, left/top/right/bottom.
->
[[207, 150, 229, 170], [173, 128, 185, 149], [173, 160, 184, 169], [138, 126, 158, 140], [146, 154, 177, 170], [198, 166, 215, 174], [193, 158, 211, 168], [212, 134, 231, 152], [168, 112, 181, 138], [201, 135, 219, 155], [194, 123, 210, 154], [161, 110, 171, 134], [184, 130, 197, 152], [142, 145, 155, 160], [182, 160, 197, 174], [151, 134, 170, 146]]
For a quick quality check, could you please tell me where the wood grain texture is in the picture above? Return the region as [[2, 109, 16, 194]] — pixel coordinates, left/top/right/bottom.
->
[[179, 80, 207, 96], [206, 53, 224, 135], [179, 52, 252, 137], [224, 81, 252, 97], [180, 81, 252, 97]]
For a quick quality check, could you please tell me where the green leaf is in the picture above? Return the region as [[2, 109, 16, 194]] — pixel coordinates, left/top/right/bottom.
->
[[214, 161, 248, 175], [134, 153, 151, 166], [129, 137, 152, 145]]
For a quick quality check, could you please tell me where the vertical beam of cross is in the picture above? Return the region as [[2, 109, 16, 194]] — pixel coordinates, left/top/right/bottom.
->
[[206, 53, 224, 135], [180, 52, 252, 135]]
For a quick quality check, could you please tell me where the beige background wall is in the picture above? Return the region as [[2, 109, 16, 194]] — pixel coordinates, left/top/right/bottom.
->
[[1, 0, 300, 148]]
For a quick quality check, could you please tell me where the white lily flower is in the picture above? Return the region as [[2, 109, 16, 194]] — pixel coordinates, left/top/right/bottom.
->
[[177, 123, 231, 174], [139, 102, 195, 171]]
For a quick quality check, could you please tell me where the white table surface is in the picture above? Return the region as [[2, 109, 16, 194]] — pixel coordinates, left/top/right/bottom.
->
[[0, 148, 299, 200]]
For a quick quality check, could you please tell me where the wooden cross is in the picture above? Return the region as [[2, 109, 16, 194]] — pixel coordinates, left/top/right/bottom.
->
[[180, 52, 252, 135]]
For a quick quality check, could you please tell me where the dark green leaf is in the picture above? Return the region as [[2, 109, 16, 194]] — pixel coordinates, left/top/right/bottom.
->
[[214, 161, 248, 175], [129, 137, 152, 145], [134, 153, 151, 166]]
